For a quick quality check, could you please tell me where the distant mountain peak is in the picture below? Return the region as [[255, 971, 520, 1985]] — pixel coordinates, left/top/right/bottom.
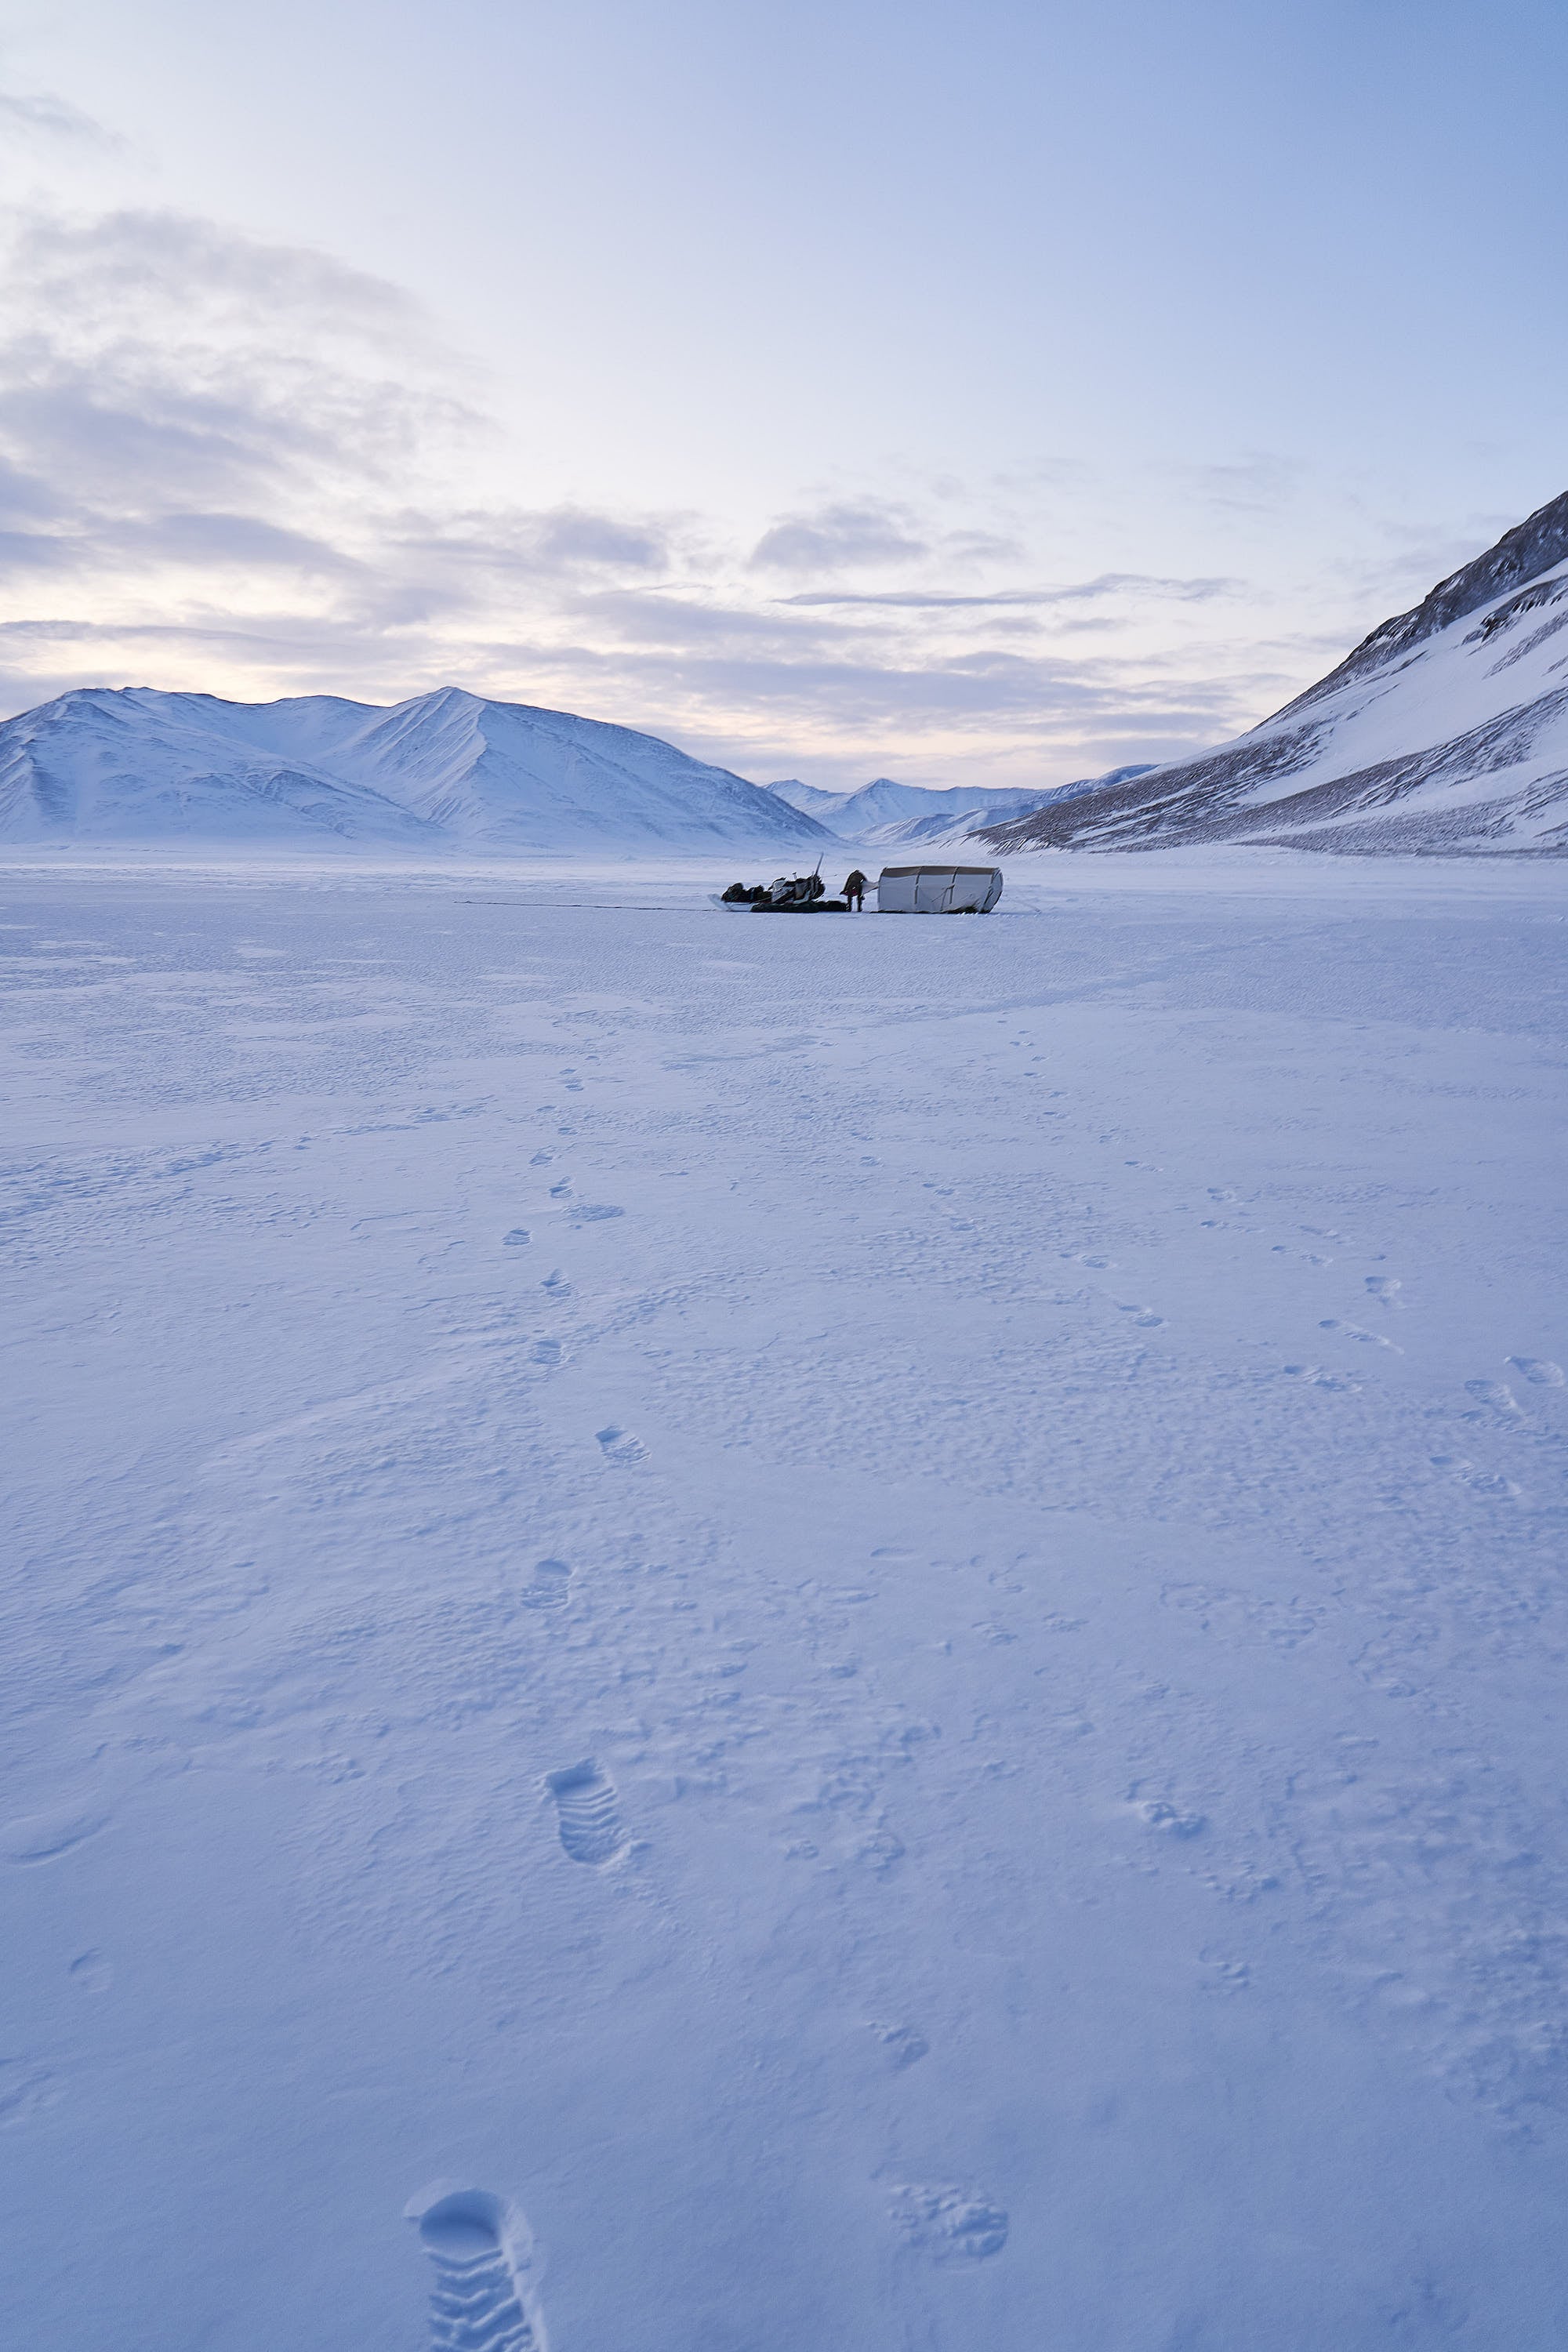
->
[[767, 772, 1058, 840]]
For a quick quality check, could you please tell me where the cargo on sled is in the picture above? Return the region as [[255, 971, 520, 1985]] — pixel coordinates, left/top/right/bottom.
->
[[716, 861, 1002, 913]]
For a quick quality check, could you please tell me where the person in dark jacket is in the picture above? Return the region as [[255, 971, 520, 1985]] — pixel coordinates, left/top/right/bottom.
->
[[844, 869, 867, 910]]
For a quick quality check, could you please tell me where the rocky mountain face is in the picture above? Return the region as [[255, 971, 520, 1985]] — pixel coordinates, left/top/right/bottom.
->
[[979, 493, 1568, 856], [0, 687, 833, 851]]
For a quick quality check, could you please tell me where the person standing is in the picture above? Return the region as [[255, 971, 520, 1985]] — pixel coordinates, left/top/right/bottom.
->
[[844, 869, 867, 911]]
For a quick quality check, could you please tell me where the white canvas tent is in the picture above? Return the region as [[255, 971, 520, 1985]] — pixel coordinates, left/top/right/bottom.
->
[[876, 864, 1004, 913]]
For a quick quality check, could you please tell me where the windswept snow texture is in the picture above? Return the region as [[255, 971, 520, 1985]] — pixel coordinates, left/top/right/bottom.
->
[[4, 855, 1568, 2349], [983, 490, 1568, 855], [0, 685, 833, 851]]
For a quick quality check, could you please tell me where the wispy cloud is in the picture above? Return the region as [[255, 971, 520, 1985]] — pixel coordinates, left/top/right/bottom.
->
[[1175, 454, 1311, 516], [749, 499, 929, 575], [0, 196, 1308, 787], [0, 205, 469, 571], [779, 574, 1242, 609], [0, 92, 122, 149]]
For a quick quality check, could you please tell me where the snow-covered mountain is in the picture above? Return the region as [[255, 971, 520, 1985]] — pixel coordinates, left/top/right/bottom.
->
[[980, 494, 1568, 856], [764, 778, 859, 826], [768, 768, 1152, 847], [767, 775, 1044, 837], [0, 687, 833, 851]]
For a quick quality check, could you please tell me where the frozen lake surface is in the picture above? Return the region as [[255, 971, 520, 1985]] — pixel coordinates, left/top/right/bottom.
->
[[4, 853, 1567, 2349]]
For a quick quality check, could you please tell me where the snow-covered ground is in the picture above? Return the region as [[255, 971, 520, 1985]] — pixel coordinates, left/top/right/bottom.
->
[[4, 851, 1567, 2350]]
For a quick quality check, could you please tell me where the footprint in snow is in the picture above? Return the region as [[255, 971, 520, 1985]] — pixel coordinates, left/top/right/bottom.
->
[[70, 1950, 112, 1991], [570, 1203, 624, 1224], [549, 1180, 572, 1197], [406, 2183, 544, 2352], [503, 1229, 530, 1248], [856, 1829, 906, 1877], [1461, 1470, 1520, 1497], [529, 1150, 554, 1167], [1319, 1319, 1400, 1352], [530, 1338, 561, 1367], [872, 2023, 929, 2069], [1465, 1379, 1521, 1414], [1429, 1450, 1521, 1498], [540, 1270, 571, 1294], [546, 1761, 628, 1864], [1116, 1301, 1165, 1328], [521, 1558, 572, 1611], [1364, 1276, 1403, 1307], [889, 2183, 1008, 2262], [1508, 1356, 1564, 1386], [596, 1425, 647, 1465], [1138, 1800, 1206, 1837]]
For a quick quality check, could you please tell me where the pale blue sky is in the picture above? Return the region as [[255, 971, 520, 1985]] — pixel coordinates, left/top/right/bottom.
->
[[1, 0, 1563, 786]]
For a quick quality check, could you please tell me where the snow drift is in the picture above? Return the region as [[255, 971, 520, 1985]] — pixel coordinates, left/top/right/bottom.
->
[[979, 492, 1568, 855], [0, 686, 834, 852]]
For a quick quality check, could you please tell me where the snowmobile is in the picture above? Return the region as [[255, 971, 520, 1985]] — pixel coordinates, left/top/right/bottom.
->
[[717, 858, 848, 911], [764, 868, 827, 909]]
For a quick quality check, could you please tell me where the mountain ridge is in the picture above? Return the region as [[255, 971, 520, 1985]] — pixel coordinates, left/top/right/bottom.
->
[[1281, 490, 1568, 718], [768, 765, 1154, 846], [978, 495, 1568, 857], [0, 687, 834, 851]]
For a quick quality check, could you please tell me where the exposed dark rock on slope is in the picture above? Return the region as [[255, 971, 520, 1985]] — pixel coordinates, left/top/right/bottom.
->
[[1283, 490, 1568, 716], [980, 494, 1568, 856]]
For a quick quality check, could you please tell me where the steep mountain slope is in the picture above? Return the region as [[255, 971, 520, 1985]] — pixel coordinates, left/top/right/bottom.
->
[[0, 689, 431, 845], [980, 494, 1568, 856], [0, 688, 831, 851], [327, 691, 825, 848]]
